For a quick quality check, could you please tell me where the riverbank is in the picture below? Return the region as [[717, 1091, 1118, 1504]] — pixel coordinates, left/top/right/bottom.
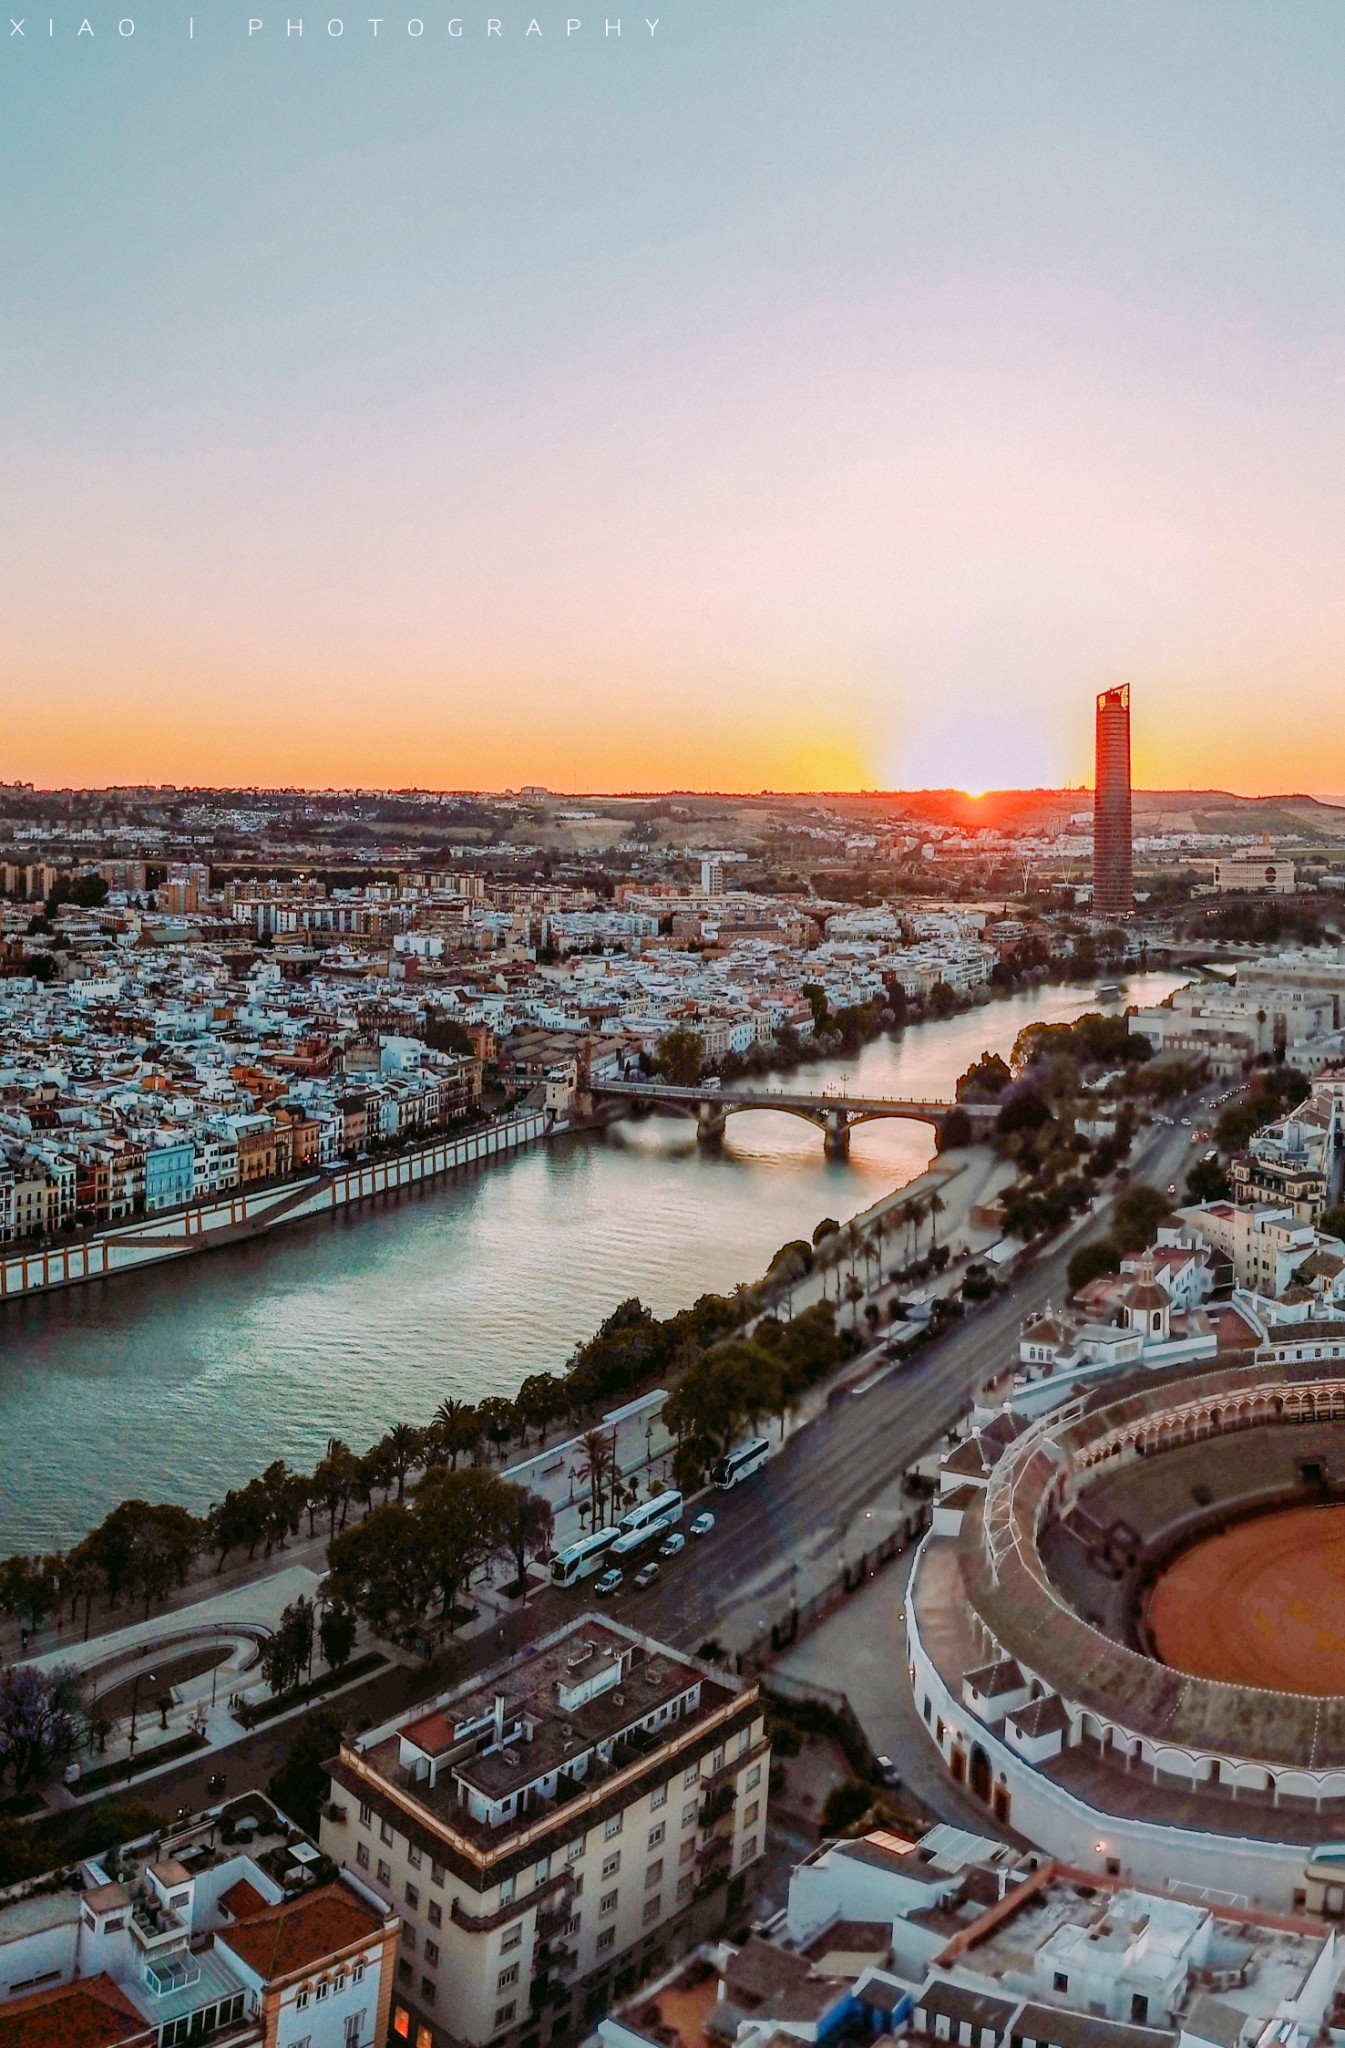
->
[[0, 1109, 546, 1306], [0, 970, 1189, 1557]]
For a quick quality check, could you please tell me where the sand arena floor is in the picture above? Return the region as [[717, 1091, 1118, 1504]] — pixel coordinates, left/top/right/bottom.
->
[[1147, 1502, 1345, 1696]]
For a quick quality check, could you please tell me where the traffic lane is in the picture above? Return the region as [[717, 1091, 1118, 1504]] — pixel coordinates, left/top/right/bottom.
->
[[621, 1121, 1199, 1635]]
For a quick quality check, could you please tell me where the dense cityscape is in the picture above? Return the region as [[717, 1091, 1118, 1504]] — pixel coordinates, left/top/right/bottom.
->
[[4, 691, 1345, 2048]]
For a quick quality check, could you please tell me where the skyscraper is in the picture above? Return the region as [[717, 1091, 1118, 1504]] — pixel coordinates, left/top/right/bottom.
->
[[1093, 683, 1133, 919]]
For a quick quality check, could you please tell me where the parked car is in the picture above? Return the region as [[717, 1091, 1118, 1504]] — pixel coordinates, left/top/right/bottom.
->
[[876, 1755, 901, 1787], [633, 1562, 661, 1590], [595, 1567, 623, 1596], [689, 1511, 716, 1537], [658, 1531, 686, 1558]]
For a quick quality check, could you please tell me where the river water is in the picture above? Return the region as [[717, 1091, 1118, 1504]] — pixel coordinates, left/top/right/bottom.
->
[[0, 970, 1185, 1555]]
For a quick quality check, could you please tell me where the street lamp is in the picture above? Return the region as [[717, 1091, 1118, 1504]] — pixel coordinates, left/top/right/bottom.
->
[[128, 1668, 159, 1772]]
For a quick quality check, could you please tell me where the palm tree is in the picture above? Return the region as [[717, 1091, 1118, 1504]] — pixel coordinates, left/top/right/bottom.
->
[[871, 1211, 889, 1284], [577, 1429, 615, 1528], [383, 1421, 423, 1501], [843, 1273, 865, 1332], [905, 1197, 927, 1264], [926, 1190, 947, 1247]]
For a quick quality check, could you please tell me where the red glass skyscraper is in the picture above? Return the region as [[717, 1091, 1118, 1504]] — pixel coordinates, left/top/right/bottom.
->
[[1093, 684, 1133, 919]]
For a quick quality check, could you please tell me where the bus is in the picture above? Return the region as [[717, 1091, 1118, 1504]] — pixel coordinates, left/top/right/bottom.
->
[[608, 1491, 684, 1560], [551, 1526, 618, 1588], [711, 1437, 770, 1490]]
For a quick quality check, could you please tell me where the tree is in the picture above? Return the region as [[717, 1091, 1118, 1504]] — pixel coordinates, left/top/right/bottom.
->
[[261, 1597, 316, 1697], [812, 1217, 839, 1248], [318, 1600, 358, 1674], [996, 1087, 1053, 1138], [925, 1190, 946, 1246], [1112, 1181, 1176, 1255], [656, 1027, 704, 1088], [501, 1487, 555, 1594], [328, 1504, 435, 1639], [843, 1273, 864, 1330], [381, 1422, 425, 1501], [1216, 1097, 1276, 1153], [1185, 1157, 1231, 1204], [1067, 1239, 1122, 1295], [416, 1466, 516, 1630], [957, 1051, 1011, 1099], [577, 1429, 616, 1526], [1321, 1206, 1345, 1244], [429, 1400, 479, 1470], [0, 1556, 57, 1636], [939, 1106, 972, 1149], [515, 1374, 565, 1448], [0, 1665, 85, 1794], [312, 1439, 360, 1540], [267, 1708, 344, 1835], [475, 1396, 517, 1465], [820, 1779, 873, 1833]]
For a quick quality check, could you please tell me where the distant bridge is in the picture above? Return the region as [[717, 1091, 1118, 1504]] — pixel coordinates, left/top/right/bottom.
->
[[588, 1078, 996, 1156]]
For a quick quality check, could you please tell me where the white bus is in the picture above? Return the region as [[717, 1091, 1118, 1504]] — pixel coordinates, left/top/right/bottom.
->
[[711, 1437, 770, 1490], [551, 1526, 618, 1588], [608, 1490, 683, 1559]]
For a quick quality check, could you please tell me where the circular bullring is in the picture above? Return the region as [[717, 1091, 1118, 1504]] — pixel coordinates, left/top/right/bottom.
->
[[957, 1348, 1345, 1791]]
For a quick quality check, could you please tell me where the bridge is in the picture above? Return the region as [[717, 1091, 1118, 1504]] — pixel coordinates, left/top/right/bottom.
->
[[588, 1078, 996, 1156]]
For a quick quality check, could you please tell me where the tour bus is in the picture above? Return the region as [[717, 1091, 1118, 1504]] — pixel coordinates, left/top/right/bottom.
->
[[711, 1436, 770, 1490], [608, 1490, 684, 1560], [551, 1525, 618, 1588]]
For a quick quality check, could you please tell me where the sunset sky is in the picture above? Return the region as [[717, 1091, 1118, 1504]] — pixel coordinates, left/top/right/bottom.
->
[[4, 1, 1345, 794]]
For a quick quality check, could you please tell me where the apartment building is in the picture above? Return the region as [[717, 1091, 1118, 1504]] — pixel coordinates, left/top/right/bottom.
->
[[0, 1799, 398, 2048], [320, 1617, 770, 2048]]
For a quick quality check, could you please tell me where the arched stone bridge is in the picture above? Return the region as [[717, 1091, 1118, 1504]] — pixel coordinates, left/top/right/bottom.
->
[[587, 1078, 995, 1156]]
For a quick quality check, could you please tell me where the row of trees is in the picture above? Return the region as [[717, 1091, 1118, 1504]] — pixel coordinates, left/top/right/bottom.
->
[[324, 1465, 554, 1642], [662, 1303, 852, 1489]]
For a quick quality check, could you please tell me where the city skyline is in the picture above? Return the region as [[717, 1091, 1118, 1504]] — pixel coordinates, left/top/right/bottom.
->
[[7, 1, 1345, 795]]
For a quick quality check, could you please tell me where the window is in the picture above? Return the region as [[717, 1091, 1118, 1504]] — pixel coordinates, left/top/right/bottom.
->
[[352, 1962, 365, 1984], [1054, 1973, 1069, 1993], [345, 2020, 364, 2048], [647, 1822, 665, 1848], [742, 1836, 757, 1861], [380, 1819, 395, 1845], [498, 1963, 520, 1990], [378, 1860, 392, 1886], [646, 1859, 663, 1887], [424, 1940, 439, 1966], [566, 1834, 586, 1862], [296, 1989, 311, 2011], [651, 1783, 668, 1810], [643, 1896, 661, 1924], [681, 1802, 698, 1828], [407, 1843, 422, 1870], [565, 1913, 581, 1936], [405, 1883, 420, 1908], [676, 1873, 694, 1900], [294, 2038, 311, 2048], [397, 1960, 411, 1983], [599, 1890, 618, 1916], [356, 1842, 370, 1869], [431, 1860, 445, 1887], [359, 1800, 373, 1827], [744, 1802, 759, 1827], [684, 1764, 700, 1788], [499, 1875, 515, 1905], [495, 2004, 517, 2027], [604, 1812, 623, 1839], [420, 1976, 435, 2002], [572, 1874, 583, 1897], [601, 1852, 621, 1879], [393, 2009, 410, 2040], [317, 1980, 330, 2000], [534, 1855, 550, 1884], [501, 1923, 523, 1952], [416, 2030, 432, 2048], [679, 1839, 694, 1865], [335, 1972, 347, 1993], [596, 1927, 615, 1953], [401, 1923, 416, 1952], [746, 1765, 761, 1790], [427, 1900, 442, 1929]]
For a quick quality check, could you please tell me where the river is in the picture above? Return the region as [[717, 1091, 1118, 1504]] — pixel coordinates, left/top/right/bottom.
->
[[0, 970, 1186, 1556]]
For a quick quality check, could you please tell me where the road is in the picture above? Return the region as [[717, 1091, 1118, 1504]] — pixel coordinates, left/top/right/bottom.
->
[[128, 1096, 1213, 1823]]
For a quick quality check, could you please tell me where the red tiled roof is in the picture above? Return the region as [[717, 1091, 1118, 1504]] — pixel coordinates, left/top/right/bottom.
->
[[0, 1974, 150, 2048], [400, 1708, 455, 1754], [218, 1876, 270, 1921], [217, 1880, 386, 1983]]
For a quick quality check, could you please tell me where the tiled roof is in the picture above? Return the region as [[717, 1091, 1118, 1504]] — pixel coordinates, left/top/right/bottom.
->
[[0, 1974, 151, 2048], [217, 1880, 386, 1983], [218, 1876, 269, 1921]]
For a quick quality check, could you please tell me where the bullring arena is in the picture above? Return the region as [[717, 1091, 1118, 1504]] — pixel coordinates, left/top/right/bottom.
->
[[905, 1329, 1345, 1910]]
